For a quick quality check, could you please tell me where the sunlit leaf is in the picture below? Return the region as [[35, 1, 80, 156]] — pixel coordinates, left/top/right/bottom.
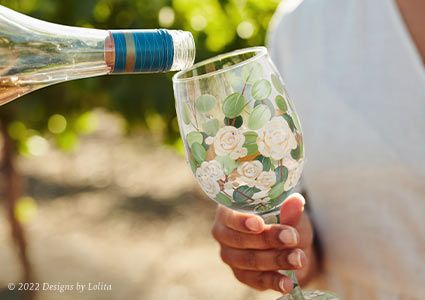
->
[[15, 196, 37, 224]]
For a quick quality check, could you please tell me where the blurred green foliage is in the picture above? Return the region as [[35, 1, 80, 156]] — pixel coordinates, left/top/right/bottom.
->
[[0, 0, 280, 155]]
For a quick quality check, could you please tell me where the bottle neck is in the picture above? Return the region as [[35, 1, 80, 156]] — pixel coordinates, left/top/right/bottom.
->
[[105, 29, 195, 74]]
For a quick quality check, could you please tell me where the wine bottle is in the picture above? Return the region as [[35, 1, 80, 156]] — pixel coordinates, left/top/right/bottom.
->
[[0, 5, 195, 106]]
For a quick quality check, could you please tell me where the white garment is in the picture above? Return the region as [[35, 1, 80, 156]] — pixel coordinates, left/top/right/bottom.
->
[[268, 0, 425, 299]]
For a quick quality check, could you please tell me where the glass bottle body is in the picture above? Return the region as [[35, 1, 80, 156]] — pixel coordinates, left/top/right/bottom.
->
[[0, 5, 195, 105]]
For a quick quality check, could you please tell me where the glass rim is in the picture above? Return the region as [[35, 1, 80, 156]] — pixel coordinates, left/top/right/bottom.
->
[[172, 46, 268, 83]]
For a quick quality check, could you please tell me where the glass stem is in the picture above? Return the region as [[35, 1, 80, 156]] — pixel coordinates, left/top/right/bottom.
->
[[261, 212, 306, 300]]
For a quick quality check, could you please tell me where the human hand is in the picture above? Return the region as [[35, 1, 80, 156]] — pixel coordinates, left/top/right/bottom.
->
[[211, 193, 315, 294]]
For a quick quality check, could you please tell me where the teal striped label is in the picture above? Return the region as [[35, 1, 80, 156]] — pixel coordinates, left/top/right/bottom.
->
[[110, 29, 174, 73]]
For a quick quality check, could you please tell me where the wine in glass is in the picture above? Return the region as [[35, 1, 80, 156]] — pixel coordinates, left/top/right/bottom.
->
[[173, 47, 338, 300]]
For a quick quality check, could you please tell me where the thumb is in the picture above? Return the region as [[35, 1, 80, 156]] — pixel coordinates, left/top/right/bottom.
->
[[280, 193, 306, 226]]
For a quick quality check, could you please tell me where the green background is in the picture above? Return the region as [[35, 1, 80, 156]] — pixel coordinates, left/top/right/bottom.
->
[[0, 0, 280, 153]]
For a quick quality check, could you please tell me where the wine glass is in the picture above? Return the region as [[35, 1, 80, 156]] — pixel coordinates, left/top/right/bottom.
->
[[173, 47, 338, 300]]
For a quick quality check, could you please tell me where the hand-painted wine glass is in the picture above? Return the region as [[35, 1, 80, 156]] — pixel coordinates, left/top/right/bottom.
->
[[173, 47, 338, 300]]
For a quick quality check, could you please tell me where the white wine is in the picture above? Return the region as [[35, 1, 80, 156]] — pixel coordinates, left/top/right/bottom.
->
[[0, 5, 195, 105]]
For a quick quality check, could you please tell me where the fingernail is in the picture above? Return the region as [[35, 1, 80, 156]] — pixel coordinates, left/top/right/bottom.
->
[[279, 228, 298, 246], [245, 217, 263, 232], [279, 277, 286, 293], [293, 192, 306, 206], [279, 277, 287, 293], [288, 249, 304, 268], [279, 277, 293, 293]]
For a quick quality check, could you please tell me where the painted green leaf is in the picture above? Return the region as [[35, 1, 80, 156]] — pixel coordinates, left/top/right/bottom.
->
[[282, 114, 296, 132], [252, 79, 272, 100], [215, 193, 233, 207], [228, 72, 244, 90], [189, 157, 198, 173], [264, 99, 276, 117], [203, 119, 220, 136], [256, 155, 272, 171], [271, 74, 284, 94], [243, 131, 259, 155], [248, 104, 271, 130], [291, 112, 302, 131], [275, 95, 288, 112], [192, 142, 206, 164], [233, 186, 260, 203], [255, 99, 275, 117], [224, 115, 243, 128], [195, 94, 216, 113], [242, 62, 263, 84], [254, 100, 262, 107], [223, 93, 246, 118], [269, 182, 285, 199], [244, 143, 258, 156], [244, 131, 258, 143], [182, 102, 192, 125], [201, 132, 210, 148], [216, 155, 238, 175], [275, 166, 289, 183], [254, 203, 274, 214], [291, 143, 304, 160], [187, 131, 203, 147], [269, 191, 290, 207]]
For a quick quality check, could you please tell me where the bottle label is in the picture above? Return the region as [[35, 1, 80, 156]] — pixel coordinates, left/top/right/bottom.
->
[[108, 29, 174, 73]]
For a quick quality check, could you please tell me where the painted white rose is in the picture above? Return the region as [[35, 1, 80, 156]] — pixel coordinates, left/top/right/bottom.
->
[[250, 190, 271, 206], [199, 160, 225, 181], [196, 168, 221, 198], [213, 126, 247, 160], [255, 171, 277, 190], [237, 161, 263, 186], [257, 117, 297, 160], [284, 163, 303, 191]]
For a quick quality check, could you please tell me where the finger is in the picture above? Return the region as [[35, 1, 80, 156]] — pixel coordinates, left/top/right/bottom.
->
[[232, 269, 294, 293], [280, 193, 305, 226], [212, 221, 300, 249], [295, 213, 314, 249], [216, 205, 265, 233], [220, 247, 307, 271], [295, 246, 314, 283]]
